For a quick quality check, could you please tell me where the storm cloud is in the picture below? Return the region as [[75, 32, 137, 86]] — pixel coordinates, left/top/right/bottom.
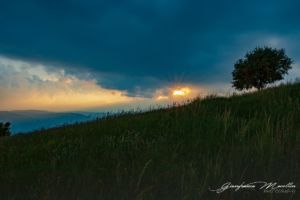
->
[[0, 0, 300, 96]]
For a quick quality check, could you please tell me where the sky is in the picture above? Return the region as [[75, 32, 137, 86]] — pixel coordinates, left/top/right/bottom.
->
[[1, 0, 300, 112]]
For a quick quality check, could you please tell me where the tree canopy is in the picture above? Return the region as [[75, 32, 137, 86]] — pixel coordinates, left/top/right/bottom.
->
[[0, 122, 11, 137], [232, 47, 292, 90]]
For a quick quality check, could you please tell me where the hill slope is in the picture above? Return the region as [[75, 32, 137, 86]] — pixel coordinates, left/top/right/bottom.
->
[[0, 83, 300, 199]]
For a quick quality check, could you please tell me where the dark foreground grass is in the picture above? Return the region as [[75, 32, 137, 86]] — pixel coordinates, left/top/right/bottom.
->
[[0, 83, 300, 200]]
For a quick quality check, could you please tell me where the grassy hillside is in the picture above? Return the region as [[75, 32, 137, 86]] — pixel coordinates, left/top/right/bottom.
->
[[0, 83, 299, 200]]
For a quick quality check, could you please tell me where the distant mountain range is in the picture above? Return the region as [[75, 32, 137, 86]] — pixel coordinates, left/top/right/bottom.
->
[[0, 110, 106, 134]]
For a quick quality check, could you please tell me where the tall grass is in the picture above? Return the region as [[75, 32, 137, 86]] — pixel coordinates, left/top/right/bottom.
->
[[0, 83, 299, 199]]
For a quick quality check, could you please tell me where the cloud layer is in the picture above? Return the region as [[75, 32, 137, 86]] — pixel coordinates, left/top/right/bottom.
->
[[1, 0, 300, 104], [0, 56, 146, 111], [1, 56, 217, 111]]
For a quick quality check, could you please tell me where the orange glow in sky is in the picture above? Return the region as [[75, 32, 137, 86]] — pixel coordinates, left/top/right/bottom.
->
[[172, 87, 191, 97]]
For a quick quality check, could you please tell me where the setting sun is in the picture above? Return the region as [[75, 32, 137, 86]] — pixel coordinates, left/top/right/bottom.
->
[[172, 88, 191, 97]]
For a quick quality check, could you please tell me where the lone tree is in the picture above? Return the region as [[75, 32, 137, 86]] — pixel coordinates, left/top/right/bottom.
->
[[0, 122, 11, 137], [232, 47, 292, 90]]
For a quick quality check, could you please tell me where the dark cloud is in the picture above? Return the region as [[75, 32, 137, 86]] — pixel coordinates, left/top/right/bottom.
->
[[0, 0, 299, 96]]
